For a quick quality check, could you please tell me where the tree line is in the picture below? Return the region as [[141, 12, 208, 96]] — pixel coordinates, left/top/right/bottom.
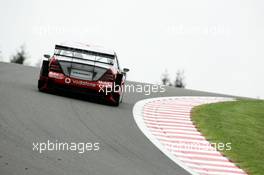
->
[[161, 70, 186, 88], [0, 45, 28, 65]]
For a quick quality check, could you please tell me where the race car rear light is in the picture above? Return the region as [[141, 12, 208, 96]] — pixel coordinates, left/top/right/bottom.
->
[[49, 58, 62, 73], [100, 69, 115, 82]]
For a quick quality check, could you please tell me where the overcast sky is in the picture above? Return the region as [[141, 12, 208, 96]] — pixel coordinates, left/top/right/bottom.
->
[[0, 0, 263, 99]]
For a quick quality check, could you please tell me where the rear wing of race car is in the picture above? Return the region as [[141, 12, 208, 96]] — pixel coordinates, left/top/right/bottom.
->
[[54, 45, 115, 65]]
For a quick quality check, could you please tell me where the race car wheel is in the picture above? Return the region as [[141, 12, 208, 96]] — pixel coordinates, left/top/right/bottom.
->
[[112, 93, 121, 106], [38, 60, 49, 91], [38, 80, 45, 91], [40, 60, 49, 77]]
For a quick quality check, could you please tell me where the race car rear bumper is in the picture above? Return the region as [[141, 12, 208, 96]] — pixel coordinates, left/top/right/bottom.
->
[[38, 72, 120, 104]]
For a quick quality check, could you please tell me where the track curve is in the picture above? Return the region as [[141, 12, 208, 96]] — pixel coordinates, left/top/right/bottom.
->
[[0, 62, 233, 175]]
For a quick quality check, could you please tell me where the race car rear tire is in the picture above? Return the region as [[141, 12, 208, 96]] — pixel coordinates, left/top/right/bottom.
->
[[38, 80, 45, 91], [40, 60, 49, 77], [111, 93, 120, 106], [38, 60, 49, 91]]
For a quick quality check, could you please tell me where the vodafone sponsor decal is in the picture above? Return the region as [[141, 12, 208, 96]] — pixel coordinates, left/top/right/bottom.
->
[[65, 77, 71, 84], [49, 72, 110, 88], [133, 97, 247, 175], [66, 78, 96, 87]]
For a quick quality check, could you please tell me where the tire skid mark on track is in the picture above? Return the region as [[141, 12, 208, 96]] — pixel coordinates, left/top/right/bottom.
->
[[133, 96, 247, 175]]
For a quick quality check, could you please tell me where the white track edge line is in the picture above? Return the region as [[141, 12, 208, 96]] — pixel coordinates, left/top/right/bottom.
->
[[133, 97, 199, 175]]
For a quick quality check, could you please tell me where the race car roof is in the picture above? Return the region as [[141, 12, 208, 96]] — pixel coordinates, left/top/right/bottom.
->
[[55, 42, 116, 56]]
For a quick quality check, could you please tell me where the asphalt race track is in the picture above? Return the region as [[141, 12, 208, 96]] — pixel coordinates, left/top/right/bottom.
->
[[0, 62, 233, 175]]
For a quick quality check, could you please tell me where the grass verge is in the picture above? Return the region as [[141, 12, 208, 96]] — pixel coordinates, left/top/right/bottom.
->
[[191, 99, 264, 175]]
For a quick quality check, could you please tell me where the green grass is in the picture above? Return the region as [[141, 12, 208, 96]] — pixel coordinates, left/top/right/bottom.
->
[[191, 99, 264, 175]]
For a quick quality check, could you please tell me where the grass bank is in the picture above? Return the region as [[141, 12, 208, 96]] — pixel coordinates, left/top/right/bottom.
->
[[192, 99, 264, 175]]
